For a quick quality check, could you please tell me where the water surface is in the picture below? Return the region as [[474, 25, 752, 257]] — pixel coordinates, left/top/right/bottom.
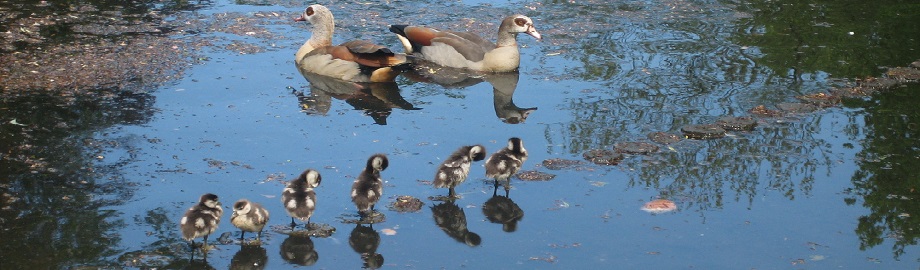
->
[[2, 0, 920, 269]]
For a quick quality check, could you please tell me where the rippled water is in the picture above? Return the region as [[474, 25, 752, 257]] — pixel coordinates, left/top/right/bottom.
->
[[2, 0, 920, 269]]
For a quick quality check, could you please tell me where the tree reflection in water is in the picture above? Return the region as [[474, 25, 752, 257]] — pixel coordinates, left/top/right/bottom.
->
[[848, 86, 920, 259], [533, 0, 920, 260], [0, 93, 156, 268]]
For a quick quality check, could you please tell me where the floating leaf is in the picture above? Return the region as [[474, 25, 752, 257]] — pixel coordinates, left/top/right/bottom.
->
[[641, 199, 677, 214]]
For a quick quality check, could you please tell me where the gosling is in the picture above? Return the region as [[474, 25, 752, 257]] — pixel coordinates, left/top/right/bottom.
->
[[485, 137, 528, 195], [433, 145, 486, 197], [351, 154, 388, 217], [180, 193, 224, 249], [230, 199, 269, 241], [282, 169, 322, 229]]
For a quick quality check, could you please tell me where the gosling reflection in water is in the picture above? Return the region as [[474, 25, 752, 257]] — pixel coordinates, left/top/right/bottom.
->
[[230, 245, 268, 270], [349, 224, 385, 269], [402, 65, 537, 124], [295, 71, 418, 125], [482, 186, 524, 232], [279, 234, 319, 266], [431, 200, 481, 247], [167, 253, 215, 270]]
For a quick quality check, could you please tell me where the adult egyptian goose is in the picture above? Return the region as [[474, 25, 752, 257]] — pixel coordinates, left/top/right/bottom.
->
[[485, 137, 528, 195], [389, 15, 541, 72], [230, 199, 270, 241], [295, 5, 407, 82], [433, 144, 487, 197], [180, 193, 224, 250], [282, 169, 322, 229]]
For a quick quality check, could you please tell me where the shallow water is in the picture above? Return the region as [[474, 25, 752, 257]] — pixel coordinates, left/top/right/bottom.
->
[[2, 0, 920, 269]]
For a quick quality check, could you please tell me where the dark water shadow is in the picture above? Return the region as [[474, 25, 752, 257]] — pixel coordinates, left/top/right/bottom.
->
[[279, 234, 319, 266], [230, 244, 268, 270], [163, 252, 217, 270], [402, 64, 538, 124], [482, 186, 524, 233], [295, 70, 419, 125], [348, 223, 384, 269], [430, 199, 481, 247]]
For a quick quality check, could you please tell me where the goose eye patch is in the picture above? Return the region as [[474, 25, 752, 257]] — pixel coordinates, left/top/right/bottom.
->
[[514, 17, 527, 27]]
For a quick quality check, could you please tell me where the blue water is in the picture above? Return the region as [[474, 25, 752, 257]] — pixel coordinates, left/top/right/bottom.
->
[[45, 0, 920, 268]]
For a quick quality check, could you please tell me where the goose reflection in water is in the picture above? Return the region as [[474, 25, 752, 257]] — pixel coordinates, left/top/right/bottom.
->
[[431, 199, 481, 247], [482, 186, 524, 232], [349, 224, 384, 269], [402, 64, 537, 124], [295, 70, 419, 125], [279, 234, 319, 266], [230, 245, 267, 270]]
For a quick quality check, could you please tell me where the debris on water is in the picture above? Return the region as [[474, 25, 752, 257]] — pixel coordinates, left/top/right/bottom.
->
[[589, 181, 607, 187], [428, 195, 456, 201], [270, 223, 336, 238], [548, 242, 582, 248], [541, 158, 586, 170], [886, 66, 920, 81], [515, 170, 556, 181], [218, 232, 234, 244], [776, 102, 818, 114], [118, 251, 174, 268], [582, 149, 624, 165], [380, 228, 397, 236], [681, 124, 726, 140], [647, 132, 681, 144], [715, 116, 757, 131], [338, 211, 386, 224], [750, 105, 782, 117], [640, 199, 678, 214], [529, 253, 558, 263], [614, 142, 659, 154], [548, 199, 571, 210], [387, 195, 423, 213], [796, 92, 840, 107], [248, 238, 268, 247], [8, 119, 27, 126]]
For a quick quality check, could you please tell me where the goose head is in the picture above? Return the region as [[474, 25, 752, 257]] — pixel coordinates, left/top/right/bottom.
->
[[502, 15, 542, 41]]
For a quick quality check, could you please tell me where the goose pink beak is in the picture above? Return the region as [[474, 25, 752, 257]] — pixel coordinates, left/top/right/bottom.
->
[[294, 16, 306, 22], [527, 30, 542, 40], [526, 25, 542, 40]]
